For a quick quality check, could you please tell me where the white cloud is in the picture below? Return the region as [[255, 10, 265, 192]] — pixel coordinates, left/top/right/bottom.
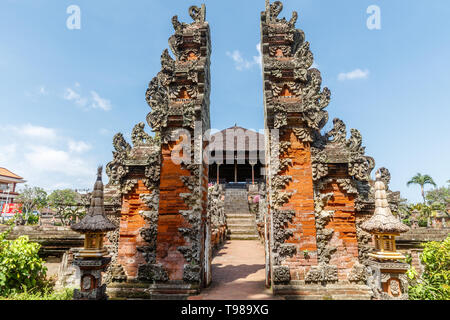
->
[[99, 128, 110, 136], [25, 146, 91, 177], [20, 124, 58, 141], [91, 91, 112, 111], [0, 123, 96, 192], [64, 87, 88, 107], [338, 69, 370, 81], [38, 86, 48, 96], [226, 43, 262, 71], [68, 140, 92, 153], [254, 42, 262, 69], [63, 84, 111, 111]]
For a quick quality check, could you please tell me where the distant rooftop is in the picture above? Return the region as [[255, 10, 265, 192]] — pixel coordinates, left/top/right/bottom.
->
[[0, 167, 24, 181], [210, 125, 265, 152]]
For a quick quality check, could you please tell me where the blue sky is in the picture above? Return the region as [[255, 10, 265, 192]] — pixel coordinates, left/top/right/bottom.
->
[[0, 0, 449, 202]]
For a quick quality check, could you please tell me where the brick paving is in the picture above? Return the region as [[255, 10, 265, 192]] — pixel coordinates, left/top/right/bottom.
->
[[189, 240, 282, 300]]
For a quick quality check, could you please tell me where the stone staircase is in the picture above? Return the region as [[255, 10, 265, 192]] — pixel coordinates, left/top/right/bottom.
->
[[224, 186, 258, 240]]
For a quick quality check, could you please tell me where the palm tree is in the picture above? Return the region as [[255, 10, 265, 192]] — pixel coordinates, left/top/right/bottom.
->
[[407, 173, 437, 203]]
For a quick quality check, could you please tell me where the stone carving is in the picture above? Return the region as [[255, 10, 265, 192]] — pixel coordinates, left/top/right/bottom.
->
[[367, 261, 409, 300], [208, 185, 226, 228], [189, 5, 206, 23], [178, 164, 204, 277], [311, 148, 329, 181], [273, 265, 291, 284], [326, 118, 347, 145], [293, 128, 313, 143], [348, 262, 368, 283], [336, 178, 358, 195], [262, 1, 330, 132], [132, 122, 153, 146], [356, 221, 373, 265], [272, 209, 296, 265], [137, 192, 159, 265], [138, 264, 169, 282], [347, 129, 364, 153], [313, 192, 337, 267], [146, 76, 169, 132], [305, 263, 338, 283]]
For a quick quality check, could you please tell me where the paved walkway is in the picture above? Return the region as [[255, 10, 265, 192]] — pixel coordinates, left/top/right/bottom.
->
[[189, 240, 282, 300]]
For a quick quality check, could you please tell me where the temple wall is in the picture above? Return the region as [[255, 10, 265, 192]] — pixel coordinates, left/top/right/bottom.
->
[[319, 168, 359, 281], [281, 129, 318, 280], [117, 181, 151, 279], [156, 141, 192, 280]]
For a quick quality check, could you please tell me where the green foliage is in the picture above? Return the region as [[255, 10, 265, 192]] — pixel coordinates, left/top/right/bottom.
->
[[0, 288, 73, 300], [27, 214, 40, 225], [402, 219, 411, 227], [48, 189, 86, 226], [16, 186, 48, 216], [0, 230, 50, 296], [426, 186, 450, 216], [408, 236, 450, 300], [407, 173, 437, 203]]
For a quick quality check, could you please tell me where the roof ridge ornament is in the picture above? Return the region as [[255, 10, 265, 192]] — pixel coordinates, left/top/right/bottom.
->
[[189, 4, 206, 23]]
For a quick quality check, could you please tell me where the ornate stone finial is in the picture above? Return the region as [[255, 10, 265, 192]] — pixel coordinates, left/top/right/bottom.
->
[[361, 170, 409, 235], [71, 167, 117, 235], [172, 15, 183, 32], [189, 4, 206, 23], [326, 118, 347, 144], [97, 166, 102, 181], [131, 122, 153, 146]]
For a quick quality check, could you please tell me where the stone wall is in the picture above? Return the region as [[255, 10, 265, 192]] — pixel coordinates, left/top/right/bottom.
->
[[279, 130, 318, 281], [117, 180, 152, 279]]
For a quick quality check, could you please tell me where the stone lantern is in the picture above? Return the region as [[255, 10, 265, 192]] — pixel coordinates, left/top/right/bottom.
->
[[71, 166, 117, 300], [362, 169, 410, 300]]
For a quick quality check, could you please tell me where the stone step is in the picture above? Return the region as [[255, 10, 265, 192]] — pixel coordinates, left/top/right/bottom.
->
[[227, 219, 256, 225], [227, 234, 260, 240], [228, 229, 258, 236], [226, 213, 255, 219], [228, 225, 257, 232], [225, 206, 249, 210]]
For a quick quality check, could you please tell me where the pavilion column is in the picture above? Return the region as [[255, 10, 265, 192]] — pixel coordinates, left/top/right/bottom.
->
[[251, 165, 255, 185], [216, 163, 221, 185], [234, 160, 237, 183]]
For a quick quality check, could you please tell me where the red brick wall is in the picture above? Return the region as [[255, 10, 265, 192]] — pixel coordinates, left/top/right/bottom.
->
[[155, 141, 191, 280], [117, 181, 151, 279], [280, 130, 318, 280], [320, 167, 359, 280]]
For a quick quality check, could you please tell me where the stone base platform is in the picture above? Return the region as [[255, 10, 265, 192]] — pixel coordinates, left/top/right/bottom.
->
[[273, 281, 373, 300], [107, 281, 200, 300]]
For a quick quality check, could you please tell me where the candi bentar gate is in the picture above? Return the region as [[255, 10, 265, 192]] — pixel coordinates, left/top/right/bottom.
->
[[93, 1, 410, 300]]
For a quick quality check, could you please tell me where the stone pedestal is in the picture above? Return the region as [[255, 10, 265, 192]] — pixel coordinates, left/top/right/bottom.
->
[[73, 257, 111, 300], [367, 260, 409, 300]]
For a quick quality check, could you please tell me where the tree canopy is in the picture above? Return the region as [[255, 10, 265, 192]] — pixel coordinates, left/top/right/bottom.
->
[[407, 173, 437, 203]]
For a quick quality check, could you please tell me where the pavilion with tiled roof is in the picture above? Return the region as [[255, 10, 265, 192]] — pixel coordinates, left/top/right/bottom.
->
[[0, 167, 26, 209], [208, 125, 266, 184]]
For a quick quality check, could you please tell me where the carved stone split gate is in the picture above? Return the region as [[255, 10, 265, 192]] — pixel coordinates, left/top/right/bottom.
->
[[100, 2, 403, 300]]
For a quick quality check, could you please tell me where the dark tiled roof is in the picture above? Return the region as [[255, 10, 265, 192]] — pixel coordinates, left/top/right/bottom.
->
[[209, 126, 265, 152]]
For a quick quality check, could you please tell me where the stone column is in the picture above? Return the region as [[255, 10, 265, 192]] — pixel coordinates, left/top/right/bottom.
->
[[145, 4, 211, 295], [261, 1, 328, 287]]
